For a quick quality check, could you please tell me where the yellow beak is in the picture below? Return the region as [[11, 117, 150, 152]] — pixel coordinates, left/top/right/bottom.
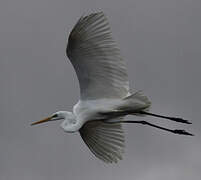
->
[[31, 116, 52, 126]]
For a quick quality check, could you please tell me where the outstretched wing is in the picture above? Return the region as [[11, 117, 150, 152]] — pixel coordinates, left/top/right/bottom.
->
[[67, 12, 129, 100], [79, 119, 125, 163]]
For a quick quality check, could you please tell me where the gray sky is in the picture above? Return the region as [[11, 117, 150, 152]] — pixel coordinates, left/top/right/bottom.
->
[[1, 0, 201, 179]]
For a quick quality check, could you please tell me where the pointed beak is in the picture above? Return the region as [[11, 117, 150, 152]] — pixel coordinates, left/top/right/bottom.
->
[[31, 116, 52, 126]]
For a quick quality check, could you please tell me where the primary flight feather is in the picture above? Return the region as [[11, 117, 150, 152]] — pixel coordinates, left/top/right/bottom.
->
[[31, 12, 193, 164], [67, 12, 129, 100]]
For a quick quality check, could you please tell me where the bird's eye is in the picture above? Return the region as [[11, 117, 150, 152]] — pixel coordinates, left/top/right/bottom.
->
[[52, 114, 58, 118]]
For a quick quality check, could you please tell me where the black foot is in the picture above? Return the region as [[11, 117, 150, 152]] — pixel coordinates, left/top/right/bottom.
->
[[173, 129, 194, 136]]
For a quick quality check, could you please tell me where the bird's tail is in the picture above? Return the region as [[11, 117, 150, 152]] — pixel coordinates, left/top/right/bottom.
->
[[123, 91, 191, 124], [123, 91, 151, 114]]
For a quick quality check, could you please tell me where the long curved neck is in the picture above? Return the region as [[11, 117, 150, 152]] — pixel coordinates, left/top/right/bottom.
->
[[61, 122, 83, 133], [60, 112, 84, 133]]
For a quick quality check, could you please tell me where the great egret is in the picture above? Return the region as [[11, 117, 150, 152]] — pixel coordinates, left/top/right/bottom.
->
[[31, 12, 193, 163]]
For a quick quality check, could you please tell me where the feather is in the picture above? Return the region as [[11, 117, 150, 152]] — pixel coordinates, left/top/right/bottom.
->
[[79, 119, 125, 163], [67, 12, 129, 100]]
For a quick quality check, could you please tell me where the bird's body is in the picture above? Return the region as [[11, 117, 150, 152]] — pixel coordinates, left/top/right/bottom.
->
[[31, 11, 193, 163], [62, 91, 150, 133]]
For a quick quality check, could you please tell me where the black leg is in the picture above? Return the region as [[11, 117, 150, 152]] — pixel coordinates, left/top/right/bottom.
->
[[139, 111, 192, 124], [120, 120, 194, 136], [99, 110, 192, 124]]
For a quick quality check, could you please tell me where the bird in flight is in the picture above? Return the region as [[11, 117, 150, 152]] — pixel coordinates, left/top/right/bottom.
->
[[31, 12, 193, 163]]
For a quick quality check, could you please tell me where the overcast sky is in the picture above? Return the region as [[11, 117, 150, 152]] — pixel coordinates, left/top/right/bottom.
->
[[1, 0, 201, 179]]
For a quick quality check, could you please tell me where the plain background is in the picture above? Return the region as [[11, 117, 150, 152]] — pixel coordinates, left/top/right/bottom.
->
[[1, 0, 201, 179]]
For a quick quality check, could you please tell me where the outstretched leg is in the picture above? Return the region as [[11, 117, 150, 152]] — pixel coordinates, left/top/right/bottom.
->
[[139, 111, 191, 124], [99, 110, 192, 124], [108, 120, 194, 136]]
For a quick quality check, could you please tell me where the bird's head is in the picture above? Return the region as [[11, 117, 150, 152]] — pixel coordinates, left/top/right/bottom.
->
[[31, 111, 76, 130]]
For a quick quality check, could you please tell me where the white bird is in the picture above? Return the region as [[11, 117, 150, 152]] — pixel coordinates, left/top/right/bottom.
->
[[31, 12, 193, 163]]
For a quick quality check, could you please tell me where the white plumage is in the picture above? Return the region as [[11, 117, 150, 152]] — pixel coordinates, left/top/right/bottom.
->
[[67, 12, 129, 100], [65, 13, 151, 162], [80, 118, 125, 163], [31, 11, 193, 164]]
